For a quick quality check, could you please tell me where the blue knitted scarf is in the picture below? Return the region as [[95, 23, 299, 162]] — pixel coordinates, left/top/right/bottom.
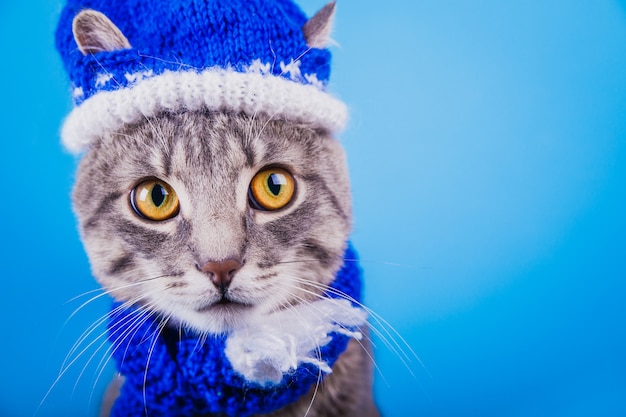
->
[[107, 244, 363, 417]]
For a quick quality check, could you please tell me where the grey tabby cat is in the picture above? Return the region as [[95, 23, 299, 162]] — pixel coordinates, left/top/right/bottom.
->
[[63, 2, 379, 416]]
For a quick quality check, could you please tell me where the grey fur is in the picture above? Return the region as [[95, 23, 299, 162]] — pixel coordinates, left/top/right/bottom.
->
[[72, 10, 131, 55], [72, 111, 379, 416], [303, 2, 336, 48]]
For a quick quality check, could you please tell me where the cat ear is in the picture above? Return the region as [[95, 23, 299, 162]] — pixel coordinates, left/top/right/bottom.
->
[[72, 9, 131, 55], [302, 1, 336, 49]]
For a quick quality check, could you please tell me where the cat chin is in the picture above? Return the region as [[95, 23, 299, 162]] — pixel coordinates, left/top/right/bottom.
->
[[169, 303, 257, 335]]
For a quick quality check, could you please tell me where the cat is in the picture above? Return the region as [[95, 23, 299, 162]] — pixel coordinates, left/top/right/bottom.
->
[[73, 111, 378, 417], [57, 1, 380, 416]]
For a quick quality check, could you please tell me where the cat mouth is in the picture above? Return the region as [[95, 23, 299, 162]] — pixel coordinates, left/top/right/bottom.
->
[[196, 297, 253, 313]]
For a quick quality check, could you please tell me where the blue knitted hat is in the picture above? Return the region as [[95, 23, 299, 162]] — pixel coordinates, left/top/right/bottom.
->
[[56, 0, 347, 153]]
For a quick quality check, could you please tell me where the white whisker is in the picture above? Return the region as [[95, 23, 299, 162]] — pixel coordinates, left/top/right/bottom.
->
[[276, 257, 420, 269], [61, 278, 166, 370], [277, 280, 386, 382], [142, 313, 170, 415], [64, 276, 169, 326], [272, 287, 327, 416], [87, 298, 162, 407], [40, 276, 168, 414], [281, 275, 427, 381]]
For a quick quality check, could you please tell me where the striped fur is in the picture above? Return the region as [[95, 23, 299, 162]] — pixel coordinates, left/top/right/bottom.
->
[[72, 111, 378, 416]]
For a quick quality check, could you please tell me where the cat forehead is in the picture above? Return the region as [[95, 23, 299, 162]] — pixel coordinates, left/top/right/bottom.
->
[[91, 112, 326, 171]]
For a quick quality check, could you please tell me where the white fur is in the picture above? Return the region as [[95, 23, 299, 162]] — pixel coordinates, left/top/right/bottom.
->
[[224, 298, 367, 385], [61, 68, 348, 154]]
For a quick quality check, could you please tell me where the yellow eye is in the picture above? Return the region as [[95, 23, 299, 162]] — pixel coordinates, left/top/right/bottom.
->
[[249, 167, 296, 211], [130, 179, 179, 221]]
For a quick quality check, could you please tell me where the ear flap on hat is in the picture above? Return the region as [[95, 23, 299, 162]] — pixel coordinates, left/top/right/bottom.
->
[[302, 1, 336, 49], [72, 9, 131, 55]]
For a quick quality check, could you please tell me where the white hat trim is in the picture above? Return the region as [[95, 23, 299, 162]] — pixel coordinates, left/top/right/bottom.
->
[[61, 67, 348, 154]]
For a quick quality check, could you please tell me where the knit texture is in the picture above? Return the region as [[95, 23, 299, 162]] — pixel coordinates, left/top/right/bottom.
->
[[55, 0, 348, 154], [107, 244, 364, 417]]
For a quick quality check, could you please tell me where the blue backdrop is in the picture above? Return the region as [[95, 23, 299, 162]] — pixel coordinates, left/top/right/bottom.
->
[[1, 1, 625, 416]]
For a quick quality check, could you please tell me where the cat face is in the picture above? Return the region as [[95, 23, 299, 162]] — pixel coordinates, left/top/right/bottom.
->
[[72, 111, 352, 334]]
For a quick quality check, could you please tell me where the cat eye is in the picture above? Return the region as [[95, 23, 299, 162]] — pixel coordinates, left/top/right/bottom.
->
[[249, 167, 296, 211], [130, 179, 180, 221]]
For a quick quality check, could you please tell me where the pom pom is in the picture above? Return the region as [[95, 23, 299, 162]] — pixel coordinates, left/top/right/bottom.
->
[[225, 298, 367, 385]]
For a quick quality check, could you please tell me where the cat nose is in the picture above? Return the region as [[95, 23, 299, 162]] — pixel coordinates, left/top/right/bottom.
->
[[201, 259, 242, 291]]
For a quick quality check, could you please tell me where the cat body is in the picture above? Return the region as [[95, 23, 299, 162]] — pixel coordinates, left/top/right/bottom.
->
[[56, 1, 379, 415]]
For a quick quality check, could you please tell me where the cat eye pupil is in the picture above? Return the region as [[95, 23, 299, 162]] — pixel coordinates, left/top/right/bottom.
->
[[151, 184, 167, 207], [267, 174, 286, 196]]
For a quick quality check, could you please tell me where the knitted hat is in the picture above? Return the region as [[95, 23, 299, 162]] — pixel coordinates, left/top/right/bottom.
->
[[55, 0, 347, 154]]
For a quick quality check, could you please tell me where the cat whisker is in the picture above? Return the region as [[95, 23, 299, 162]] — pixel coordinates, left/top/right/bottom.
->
[[245, 109, 259, 150], [277, 280, 386, 384], [81, 304, 155, 410], [68, 298, 151, 394], [142, 312, 171, 415], [136, 52, 199, 72], [62, 306, 114, 370], [42, 289, 162, 414], [108, 131, 140, 141], [62, 277, 170, 368], [286, 276, 414, 355], [38, 304, 138, 413], [277, 46, 313, 80], [273, 284, 387, 414], [110, 301, 162, 362], [88, 299, 162, 406], [282, 276, 426, 381], [303, 367, 323, 417], [73, 323, 118, 396], [311, 291, 418, 374], [276, 256, 419, 269], [251, 106, 284, 143], [90, 302, 162, 410], [272, 291, 326, 417], [65, 286, 106, 304], [64, 276, 168, 326], [279, 287, 392, 390]]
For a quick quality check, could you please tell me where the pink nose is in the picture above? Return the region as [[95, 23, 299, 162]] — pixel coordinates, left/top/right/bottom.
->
[[201, 259, 242, 291]]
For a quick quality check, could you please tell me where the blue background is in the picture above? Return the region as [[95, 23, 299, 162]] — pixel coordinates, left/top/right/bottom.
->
[[1, 0, 625, 416]]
